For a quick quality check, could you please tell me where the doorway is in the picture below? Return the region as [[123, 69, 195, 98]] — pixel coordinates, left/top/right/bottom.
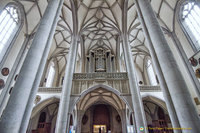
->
[[81, 104, 122, 133], [93, 125, 106, 133]]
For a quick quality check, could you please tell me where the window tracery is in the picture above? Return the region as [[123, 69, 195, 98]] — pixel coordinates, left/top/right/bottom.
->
[[0, 4, 20, 61], [180, 1, 200, 50]]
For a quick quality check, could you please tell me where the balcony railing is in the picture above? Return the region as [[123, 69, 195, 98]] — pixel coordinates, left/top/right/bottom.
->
[[38, 85, 161, 93], [38, 87, 61, 93], [140, 85, 161, 92], [72, 72, 130, 94], [38, 73, 161, 94], [73, 72, 128, 80]]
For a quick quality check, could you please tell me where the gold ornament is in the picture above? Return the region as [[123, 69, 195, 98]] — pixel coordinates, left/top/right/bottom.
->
[[195, 68, 200, 78]]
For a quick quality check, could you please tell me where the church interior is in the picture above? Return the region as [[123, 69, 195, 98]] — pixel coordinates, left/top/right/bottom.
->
[[0, 0, 200, 133]]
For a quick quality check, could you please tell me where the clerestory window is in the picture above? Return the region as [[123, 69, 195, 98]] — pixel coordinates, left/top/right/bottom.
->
[[180, 2, 200, 51], [0, 4, 21, 62]]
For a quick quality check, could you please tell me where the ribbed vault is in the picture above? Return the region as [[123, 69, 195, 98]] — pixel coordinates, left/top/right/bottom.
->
[[16, 0, 179, 73], [76, 88, 126, 111]]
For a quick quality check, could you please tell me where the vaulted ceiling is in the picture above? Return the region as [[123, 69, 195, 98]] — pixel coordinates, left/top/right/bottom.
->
[[17, 0, 179, 73], [76, 88, 126, 110]]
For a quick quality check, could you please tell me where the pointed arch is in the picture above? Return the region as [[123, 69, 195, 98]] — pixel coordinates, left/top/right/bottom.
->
[[179, 1, 200, 51], [0, 2, 24, 63]]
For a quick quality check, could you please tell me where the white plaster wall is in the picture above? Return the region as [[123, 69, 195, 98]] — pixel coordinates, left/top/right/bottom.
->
[[81, 108, 91, 133], [174, 17, 195, 58], [34, 93, 61, 107], [0, 26, 26, 94], [111, 107, 122, 133], [164, 29, 200, 112], [141, 92, 165, 101]]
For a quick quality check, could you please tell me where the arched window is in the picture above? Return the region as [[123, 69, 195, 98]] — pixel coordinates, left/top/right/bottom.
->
[[180, 1, 200, 51], [146, 59, 157, 85], [46, 61, 55, 87], [0, 4, 21, 62]]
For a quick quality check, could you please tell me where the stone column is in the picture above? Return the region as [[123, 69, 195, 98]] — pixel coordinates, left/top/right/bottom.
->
[[106, 51, 111, 72], [121, 109, 127, 133], [66, 113, 72, 133], [116, 36, 121, 72], [0, 0, 63, 132], [76, 110, 84, 133], [0, 34, 32, 116], [89, 51, 94, 73], [39, 59, 50, 86], [171, 32, 200, 97], [19, 0, 64, 132], [111, 56, 116, 72], [80, 37, 86, 73], [55, 35, 79, 133], [121, 34, 148, 133], [86, 56, 89, 72], [135, 1, 181, 132], [136, 0, 200, 132], [131, 113, 137, 133]]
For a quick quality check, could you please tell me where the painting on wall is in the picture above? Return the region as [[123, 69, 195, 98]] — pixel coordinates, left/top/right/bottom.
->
[[1, 67, 9, 76], [0, 79, 5, 89]]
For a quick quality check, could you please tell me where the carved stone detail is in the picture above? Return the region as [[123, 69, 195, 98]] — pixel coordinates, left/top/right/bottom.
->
[[38, 73, 161, 94]]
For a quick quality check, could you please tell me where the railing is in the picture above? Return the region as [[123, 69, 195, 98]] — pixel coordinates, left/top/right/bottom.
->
[[38, 85, 161, 93], [72, 73, 130, 94], [35, 122, 51, 133], [38, 73, 161, 94], [140, 85, 161, 92], [73, 72, 128, 80], [38, 87, 61, 93]]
